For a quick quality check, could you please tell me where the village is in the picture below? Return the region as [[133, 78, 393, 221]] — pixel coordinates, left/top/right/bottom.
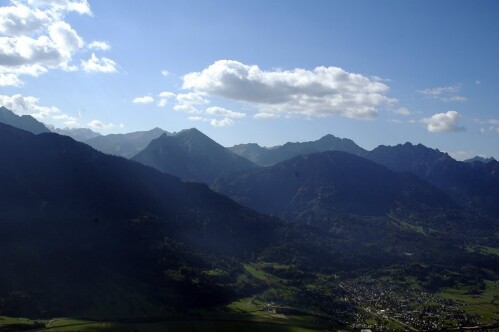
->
[[333, 277, 480, 331]]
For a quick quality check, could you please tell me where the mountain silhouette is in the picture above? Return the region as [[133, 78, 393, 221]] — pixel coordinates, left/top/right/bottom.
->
[[85, 127, 167, 158], [229, 134, 366, 166], [0, 106, 50, 134], [133, 128, 258, 184]]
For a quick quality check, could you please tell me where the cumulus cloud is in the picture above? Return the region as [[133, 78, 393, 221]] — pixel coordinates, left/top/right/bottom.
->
[[81, 53, 117, 73], [0, 1, 115, 85], [132, 95, 154, 104], [160, 69, 169, 76], [87, 119, 115, 130], [173, 92, 208, 114], [182, 60, 395, 119], [417, 85, 467, 102], [206, 106, 245, 119], [210, 117, 234, 127], [0, 4, 51, 36], [422, 111, 465, 133], [392, 107, 411, 115], [0, 93, 59, 117], [157, 91, 175, 107], [488, 119, 499, 125], [26, 0, 92, 16], [0, 93, 81, 127], [88, 40, 110, 51], [187, 115, 235, 127], [254, 112, 280, 120]]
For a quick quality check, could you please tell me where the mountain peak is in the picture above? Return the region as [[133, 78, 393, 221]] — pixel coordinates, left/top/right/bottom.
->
[[229, 133, 367, 166], [465, 156, 496, 164], [133, 128, 257, 184], [0, 106, 50, 135]]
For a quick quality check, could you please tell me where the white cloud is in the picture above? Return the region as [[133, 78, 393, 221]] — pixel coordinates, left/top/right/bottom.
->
[[48, 21, 84, 58], [132, 95, 154, 104], [159, 91, 175, 98], [210, 117, 234, 127], [81, 53, 117, 73], [422, 111, 465, 133], [0, 1, 111, 86], [88, 41, 110, 51], [0, 93, 59, 117], [0, 93, 81, 127], [182, 60, 395, 120], [187, 116, 209, 122], [488, 119, 499, 125], [475, 80, 481, 85], [0, 4, 51, 36], [157, 91, 175, 107], [392, 107, 411, 116], [417, 85, 467, 102], [27, 0, 92, 16], [254, 112, 280, 120], [161, 69, 169, 76], [173, 92, 208, 114], [447, 150, 476, 161], [206, 106, 245, 119], [187, 115, 235, 127], [52, 113, 77, 126], [480, 128, 485, 134], [87, 119, 115, 130]]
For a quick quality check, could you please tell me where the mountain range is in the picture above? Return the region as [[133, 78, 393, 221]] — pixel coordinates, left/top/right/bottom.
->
[[366, 143, 499, 217], [51, 126, 101, 141], [132, 128, 258, 184], [84, 127, 168, 158], [0, 106, 50, 135], [0, 122, 312, 316], [213, 151, 459, 226], [229, 134, 367, 166], [0, 105, 498, 321]]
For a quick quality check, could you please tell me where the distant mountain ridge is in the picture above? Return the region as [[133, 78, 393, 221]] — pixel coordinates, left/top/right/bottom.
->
[[213, 151, 459, 226], [0, 106, 50, 134], [132, 128, 258, 184], [365, 143, 499, 217], [229, 134, 366, 166], [52, 127, 101, 141], [85, 127, 167, 158], [465, 156, 496, 164]]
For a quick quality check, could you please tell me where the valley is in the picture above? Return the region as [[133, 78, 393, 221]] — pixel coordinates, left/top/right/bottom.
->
[[0, 107, 498, 331]]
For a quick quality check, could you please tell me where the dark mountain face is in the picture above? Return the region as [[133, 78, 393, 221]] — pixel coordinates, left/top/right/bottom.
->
[[85, 127, 167, 158], [0, 106, 50, 134], [213, 151, 459, 226], [366, 143, 499, 217], [132, 128, 258, 184], [229, 134, 367, 166], [53, 127, 101, 141], [0, 123, 292, 316]]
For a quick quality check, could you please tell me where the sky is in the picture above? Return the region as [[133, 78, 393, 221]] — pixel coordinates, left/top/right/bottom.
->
[[0, 0, 498, 160]]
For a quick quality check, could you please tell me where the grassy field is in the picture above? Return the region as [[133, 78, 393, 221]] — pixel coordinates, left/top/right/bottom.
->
[[0, 316, 326, 332], [466, 245, 499, 257], [440, 280, 499, 323]]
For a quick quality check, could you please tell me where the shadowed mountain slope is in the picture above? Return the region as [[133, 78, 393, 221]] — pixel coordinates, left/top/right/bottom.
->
[[229, 134, 367, 166], [0, 106, 50, 134], [366, 143, 499, 217], [213, 151, 459, 225], [85, 127, 167, 158], [132, 128, 258, 184]]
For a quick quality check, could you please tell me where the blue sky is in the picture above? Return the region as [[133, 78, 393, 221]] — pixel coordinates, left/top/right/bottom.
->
[[1, 0, 498, 159]]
